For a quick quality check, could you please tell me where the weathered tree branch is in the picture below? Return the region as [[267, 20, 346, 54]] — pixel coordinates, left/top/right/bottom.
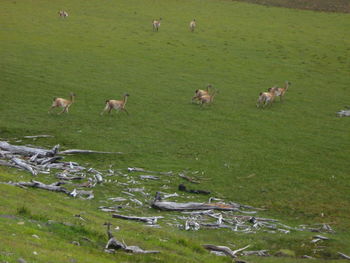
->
[[112, 214, 163, 224], [59, 149, 123, 155], [0, 141, 59, 157]]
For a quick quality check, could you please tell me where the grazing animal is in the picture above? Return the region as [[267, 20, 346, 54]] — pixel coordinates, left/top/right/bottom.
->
[[152, 18, 161, 31], [58, 10, 68, 17], [192, 84, 212, 102], [256, 88, 276, 108], [268, 81, 291, 102], [189, 19, 196, 32], [48, 93, 75, 114], [199, 88, 217, 106], [101, 93, 130, 115]]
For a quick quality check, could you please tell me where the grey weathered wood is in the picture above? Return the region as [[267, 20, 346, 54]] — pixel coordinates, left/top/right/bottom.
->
[[337, 110, 350, 117], [104, 222, 160, 254], [9, 180, 70, 194], [112, 214, 163, 224], [338, 252, 350, 260], [203, 244, 250, 258], [0, 159, 18, 168], [59, 149, 123, 155], [0, 141, 59, 157], [127, 167, 172, 175], [11, 158, 37, 176], [23, 135, 54, 139], [242, 250, 269, 256], [152, 200, 240, 211]]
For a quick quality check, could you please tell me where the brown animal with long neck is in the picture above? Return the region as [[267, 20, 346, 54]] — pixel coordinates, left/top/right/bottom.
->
[[268, 81, 291, 102], [192, 84, 212, 102], [189, 19, 196, 32], [101, 93, 130, 115], [48, 93, 75, 114], [256, 88, 276, 108], [58, 10, 68, 17], [199, 88, 217, 106], [152, 18, 161, 31]]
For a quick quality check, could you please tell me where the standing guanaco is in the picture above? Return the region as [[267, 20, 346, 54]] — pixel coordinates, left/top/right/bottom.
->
[[152, 18, 161, 32], [189, 19, 196, 32], [101, 93, 130, 115], [256, 88, 276, 108], [48, 93, 75, 114], [268, 81, 291, 102], [192, 84, 212, 102], [58, 10, 68, 17]]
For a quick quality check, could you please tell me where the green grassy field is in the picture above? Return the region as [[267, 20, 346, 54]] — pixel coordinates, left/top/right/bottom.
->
[[1, 0, 350, 262]]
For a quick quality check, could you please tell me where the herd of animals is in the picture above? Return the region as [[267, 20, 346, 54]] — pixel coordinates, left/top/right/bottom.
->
[[48, 81, 290, 115], [53, 10, 290, 115]]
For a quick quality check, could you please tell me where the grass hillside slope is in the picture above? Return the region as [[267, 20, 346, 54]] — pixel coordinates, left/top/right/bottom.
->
[[0, 0, 349, 262]]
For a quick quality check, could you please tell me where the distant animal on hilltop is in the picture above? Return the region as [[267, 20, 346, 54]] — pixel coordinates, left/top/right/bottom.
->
[[256, 88, 276, 108], [152, 18, 161, 31], [58, 10, 68, 17], [189, 19, 196, 32], [192, 84, 213, 103], [268, 81, 291, 102], [101, 93, 130, 115], [48, 93, 75, 114]]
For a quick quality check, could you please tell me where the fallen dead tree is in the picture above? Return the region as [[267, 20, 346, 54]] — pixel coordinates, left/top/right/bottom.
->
[[338, 252, 350, 260], [152, 200, 241, 211], [104, 222, 160, 254], [11, 158, 38, 176], [6, 180, 70, 194], [203, 244, 250, 259], [5, 180, 94, 199], [127, 167, 173, 175], [59, 149, 123, 155], [23, 135, 54, 139], [337, 107, 350, 117], [112, 214, 163, 225], [0, 141, 59, 157]]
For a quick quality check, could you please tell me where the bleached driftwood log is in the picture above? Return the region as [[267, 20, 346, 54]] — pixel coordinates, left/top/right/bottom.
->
[[11, 158, 37, 176], [112, 214, 163, 224], [338, 252, 350, 260], [104, 222, 160, 254], [0, 159, 18, 168], [0, 141, 59, 157], [127, 167, 172, 175], [7, 180, 94, 199], [152, 200, 240, 211], [8, 180, 70, 194], [242, 250, 269, 256], [203, 244, 250, 258], [337, 110, 350, 117], [59, 149, 123, 155], [23, 135, 54, 139]]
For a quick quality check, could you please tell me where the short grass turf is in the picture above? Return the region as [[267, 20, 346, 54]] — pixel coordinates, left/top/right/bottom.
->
[[0, 0, 350, 262]]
